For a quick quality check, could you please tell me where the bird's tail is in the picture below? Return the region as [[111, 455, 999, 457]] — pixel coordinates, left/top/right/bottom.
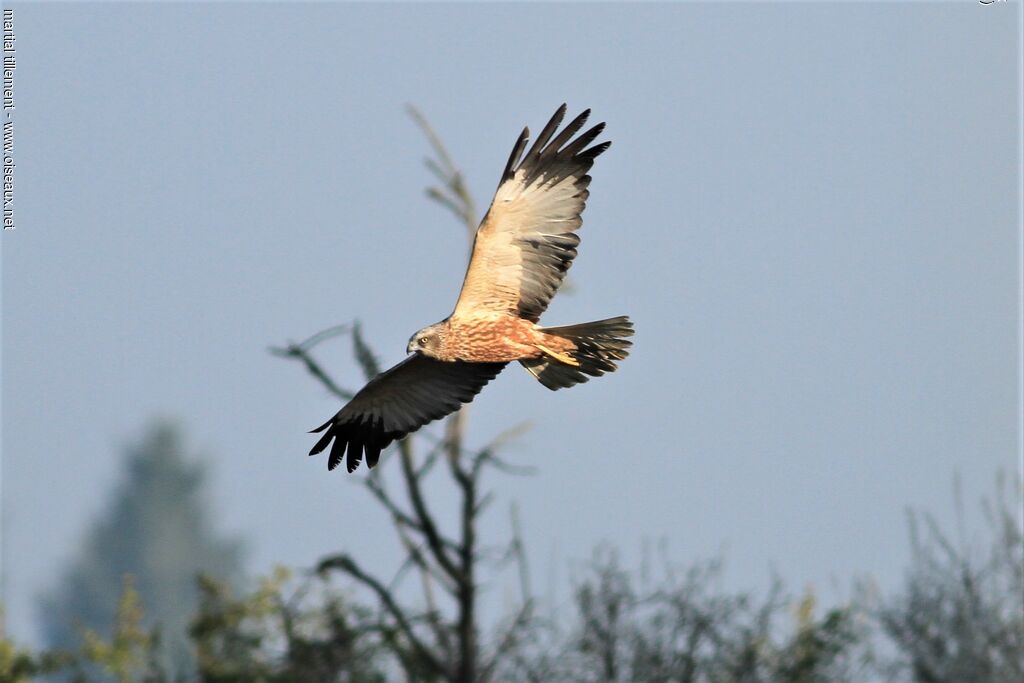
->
[[519, 316, 634, 390]]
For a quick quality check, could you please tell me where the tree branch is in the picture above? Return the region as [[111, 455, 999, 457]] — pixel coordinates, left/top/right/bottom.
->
[[269, 325, 354, 402], [407, 103, 478, 238], [399, 440, 462, 584], [317, 553, 448, 678], [479, 599, 535, 683]]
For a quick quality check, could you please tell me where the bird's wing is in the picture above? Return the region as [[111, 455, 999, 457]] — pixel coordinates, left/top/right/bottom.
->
[[452, 105, 610, 323], [309, 354, 507, 472]]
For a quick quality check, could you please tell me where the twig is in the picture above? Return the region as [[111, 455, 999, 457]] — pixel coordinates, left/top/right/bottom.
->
[[269, 325, 355, 402], [399, 441, 462, 583], [317, 553, 448, 678], [511, 502, 532, 603], [395, 523, 454, 660], [479, 599, 535, 683], [407, 103, 478, 238], [351, 320, 382, 379]]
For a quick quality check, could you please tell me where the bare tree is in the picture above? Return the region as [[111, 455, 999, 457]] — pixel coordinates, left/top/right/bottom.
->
[[878, 472, 1024, 683], [493, 548, 867, 683], [271, 107, 535, 683]]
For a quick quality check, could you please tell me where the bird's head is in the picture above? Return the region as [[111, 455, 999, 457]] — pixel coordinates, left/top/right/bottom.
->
[[407, 323, 445, 358]]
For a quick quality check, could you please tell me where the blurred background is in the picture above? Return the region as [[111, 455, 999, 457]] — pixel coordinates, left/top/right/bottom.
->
[[1, 2, 1019, 681]]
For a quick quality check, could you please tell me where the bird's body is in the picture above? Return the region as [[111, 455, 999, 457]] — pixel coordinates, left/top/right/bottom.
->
[[309, 105, 635, 472], [410, 314, 577, 364]]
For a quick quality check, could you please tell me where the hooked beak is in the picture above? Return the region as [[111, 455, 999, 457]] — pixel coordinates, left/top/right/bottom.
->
[[406, 340, 416, 354]]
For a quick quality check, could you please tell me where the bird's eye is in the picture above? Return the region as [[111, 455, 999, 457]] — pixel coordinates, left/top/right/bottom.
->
[[418, 337, 428, 346]]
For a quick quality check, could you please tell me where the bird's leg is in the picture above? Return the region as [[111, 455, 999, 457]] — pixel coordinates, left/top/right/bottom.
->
[[535, 343, 579, 367]]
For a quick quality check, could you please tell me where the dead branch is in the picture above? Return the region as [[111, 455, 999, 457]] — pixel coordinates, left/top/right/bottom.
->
[[269, 325, 354, 402], [317, 553, 448, 679]]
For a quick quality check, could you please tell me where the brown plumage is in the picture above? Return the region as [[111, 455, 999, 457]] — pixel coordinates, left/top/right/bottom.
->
[[309, 105, 634, 472]]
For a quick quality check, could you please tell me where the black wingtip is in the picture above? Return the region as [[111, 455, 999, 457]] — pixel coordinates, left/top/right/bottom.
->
[[365, 443, 382, 469], [327, 433, 347, 471], [545, 109, 593, 157], [501, 126, 531, 183], [310, 419, 332, 434], [551, 104, 567, 128], [581, 140, 611, 160], [523, 105, 568, 162], [309, 427, 334, 456], [346, 442, 363, 473]]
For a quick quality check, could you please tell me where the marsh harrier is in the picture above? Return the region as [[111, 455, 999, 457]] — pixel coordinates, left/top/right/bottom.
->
[[310, 105, 634, 472]]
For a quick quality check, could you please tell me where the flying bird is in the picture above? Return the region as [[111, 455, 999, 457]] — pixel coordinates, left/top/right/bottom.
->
[[310, 104, 634, 472]]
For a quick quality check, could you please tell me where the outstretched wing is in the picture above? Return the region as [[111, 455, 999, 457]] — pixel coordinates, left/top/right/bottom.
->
[[452, 104, 610, 322], [309, 355, 506, 472]]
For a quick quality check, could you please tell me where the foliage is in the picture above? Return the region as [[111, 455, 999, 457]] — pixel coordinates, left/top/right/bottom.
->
[[36, 421, 245, 679], [73, 576, 164, 683], [2, 577, 161, 683], [495, 551, 867, 683], [1, 607, 72, 682], [877, 472, 1024, 683], [189, 567, 386, 683]]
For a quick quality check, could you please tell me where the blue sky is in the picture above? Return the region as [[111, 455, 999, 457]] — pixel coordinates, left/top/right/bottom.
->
[[2, 2, 1019, 643]]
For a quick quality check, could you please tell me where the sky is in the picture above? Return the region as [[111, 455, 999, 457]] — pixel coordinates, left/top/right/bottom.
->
[[2, 2, 1020, 645]]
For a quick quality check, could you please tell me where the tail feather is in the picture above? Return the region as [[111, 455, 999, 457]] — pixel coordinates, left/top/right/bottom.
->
[[520, 316, 634, 390]]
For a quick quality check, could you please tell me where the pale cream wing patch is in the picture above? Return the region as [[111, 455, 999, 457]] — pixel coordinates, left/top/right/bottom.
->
[[453, 105, 611, 322]]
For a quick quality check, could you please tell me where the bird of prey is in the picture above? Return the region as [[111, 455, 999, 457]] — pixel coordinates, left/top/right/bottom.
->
[[310, 104, 634, 472]]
